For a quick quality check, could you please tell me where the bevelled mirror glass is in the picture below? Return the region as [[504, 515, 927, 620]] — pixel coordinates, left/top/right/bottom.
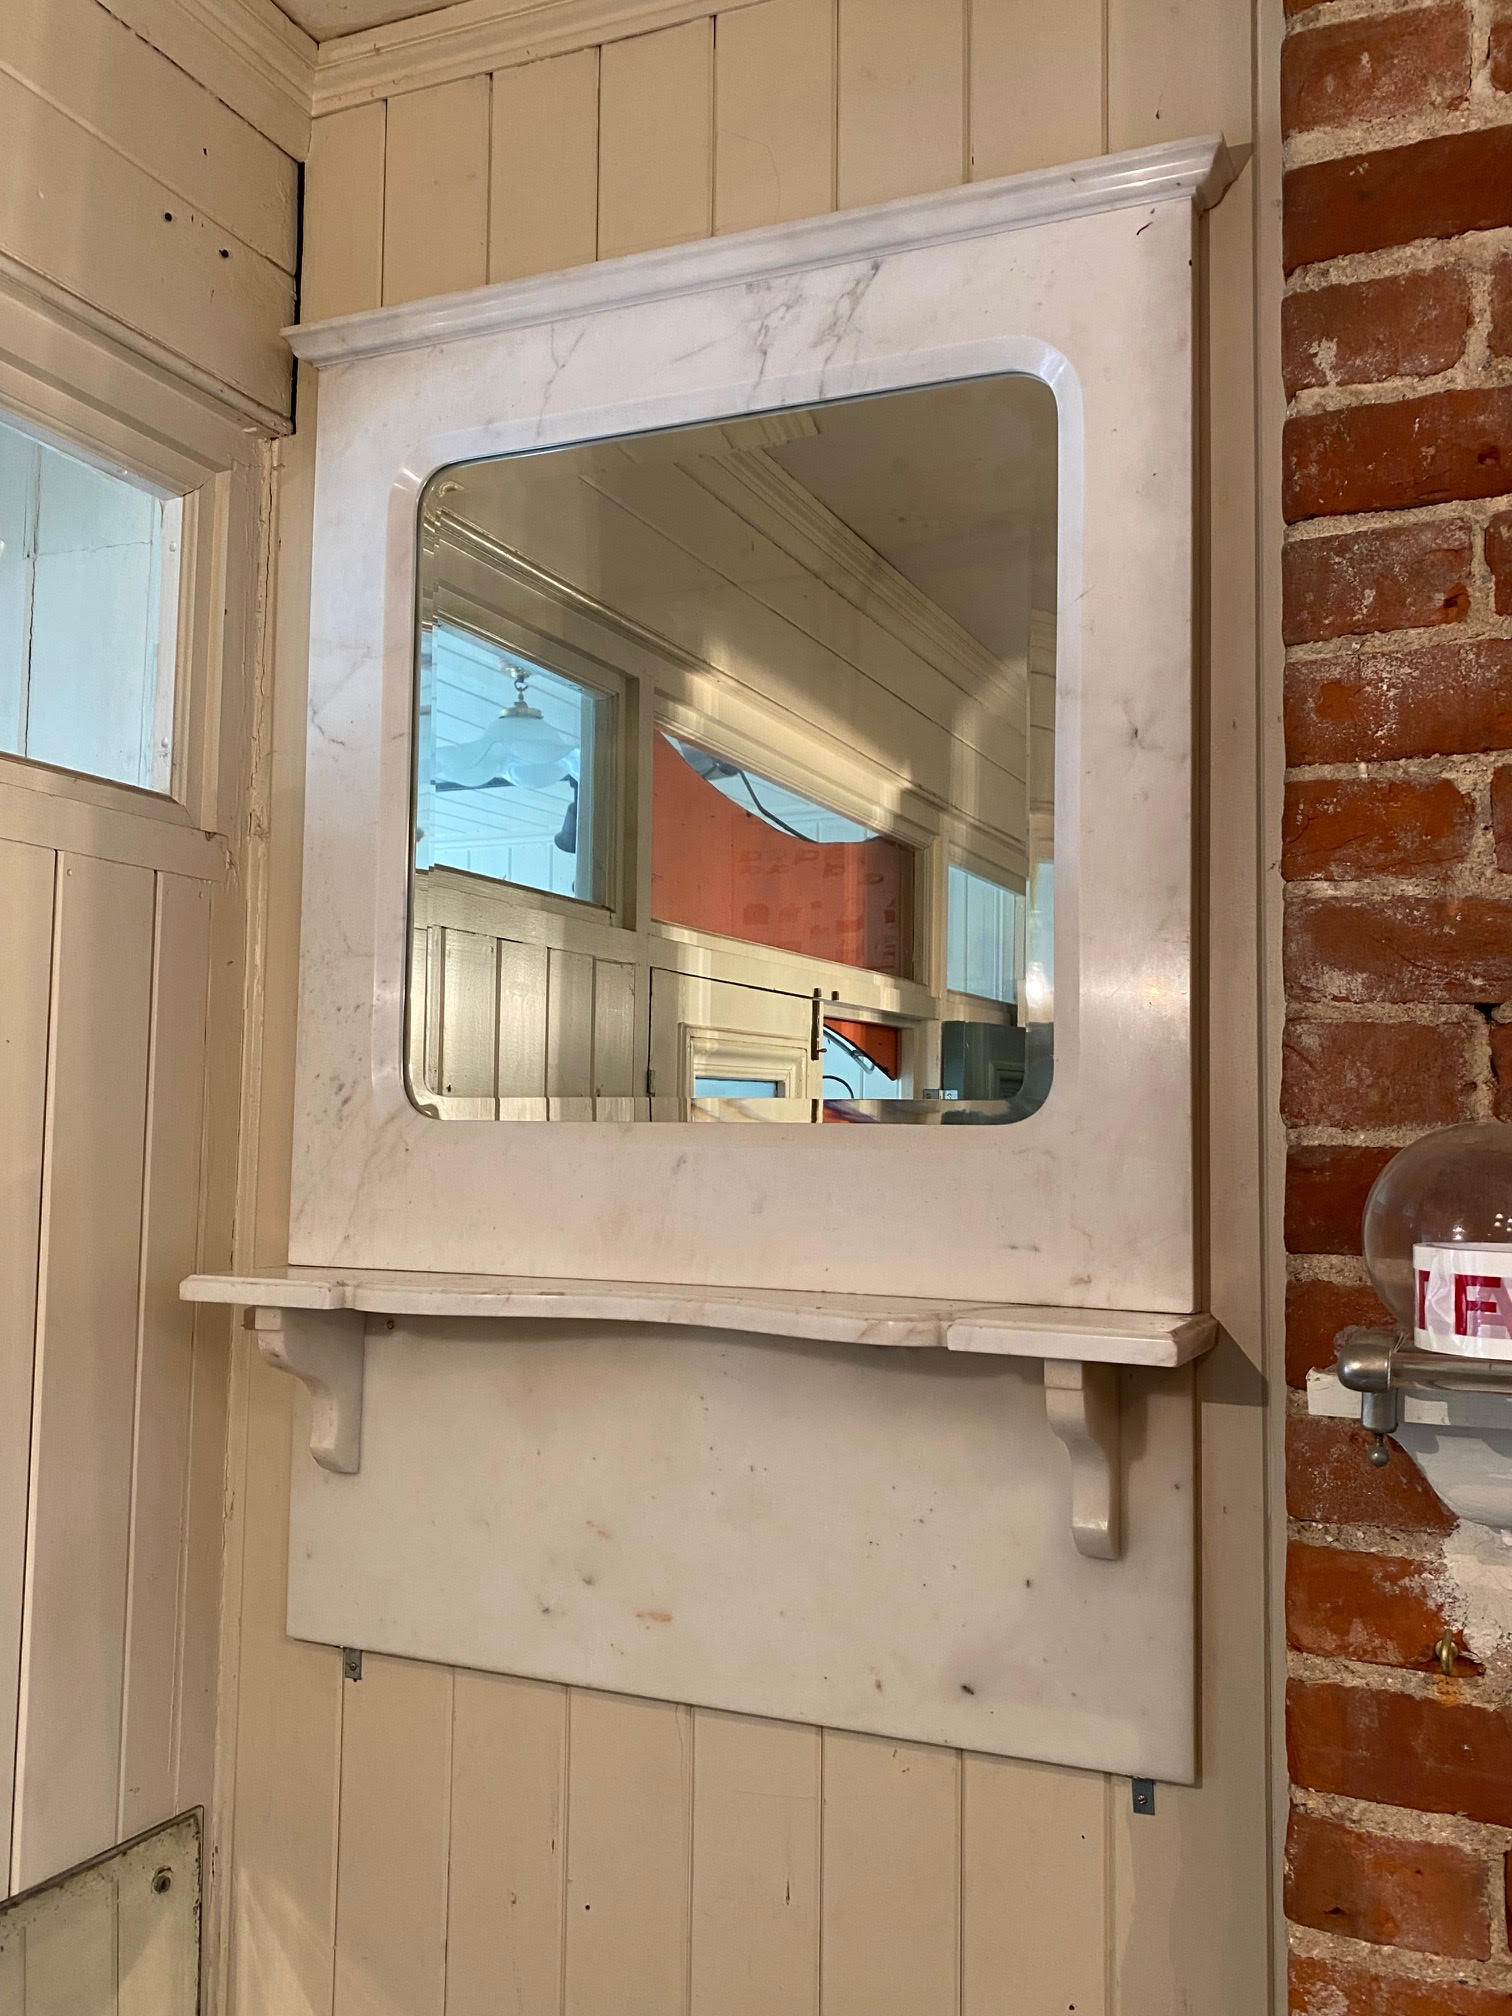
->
[[407, 372, 1057, 1124]]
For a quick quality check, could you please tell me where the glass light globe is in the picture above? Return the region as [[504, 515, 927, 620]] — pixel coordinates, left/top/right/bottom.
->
[[1361, 1122, 1512, 1334]]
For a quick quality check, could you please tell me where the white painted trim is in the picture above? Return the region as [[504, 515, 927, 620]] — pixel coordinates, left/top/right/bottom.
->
[[0, 250, 292, 440], [96, 0, 316, 160], [311, 0, 767, 117], [287, 135, 1235, 366]]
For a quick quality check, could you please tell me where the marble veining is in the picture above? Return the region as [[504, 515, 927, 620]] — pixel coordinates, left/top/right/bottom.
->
[[283, 142, 1223, 1315]]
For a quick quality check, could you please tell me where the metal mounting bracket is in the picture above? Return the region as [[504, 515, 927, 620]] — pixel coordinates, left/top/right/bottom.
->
[[250, 1306, 366, 1474], [1043, 1359, 1121, 1560]]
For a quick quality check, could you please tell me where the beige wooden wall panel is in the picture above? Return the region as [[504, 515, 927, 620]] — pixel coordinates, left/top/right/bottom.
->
[[1105, 160, 1270, 2011], [969, 0, 1105, 180], [598, 21, 713, 259], [224, 1357, 343, 2016], [0, 0, 297, 273], [117, 877, 212, 1842], [334, 1655, 453, 2016], [304, 106, 388, 324], [445, 1672, 567, 2016], [961, 1756, 1107, 2015], [821, 1733, 960, 2016], [690, 1711, 820, 2016], [837, 0, 965, 209], [0, 68, 293, 417], [1108, 0, 1252, 148], [383, 79, 491, 307], [564, 1691, 693, 2016], [714, 0, 836, 235], [11, 856, 155, 1891], [0, 842, 53, 1900], [490, 52, 599, 283]]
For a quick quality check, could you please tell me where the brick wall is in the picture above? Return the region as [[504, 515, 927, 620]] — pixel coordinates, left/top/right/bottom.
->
[[1281, 0, 1512, 2005]]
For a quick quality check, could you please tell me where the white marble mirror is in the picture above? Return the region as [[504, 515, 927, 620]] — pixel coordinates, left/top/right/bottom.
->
[[408, 373, 1056, 1124], [280, 137, 1227, 1314]]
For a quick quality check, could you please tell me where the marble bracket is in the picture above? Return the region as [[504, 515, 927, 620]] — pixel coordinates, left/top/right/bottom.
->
[[1043, 1359, 1122, 1560], [249, 1306, 366, 1474]]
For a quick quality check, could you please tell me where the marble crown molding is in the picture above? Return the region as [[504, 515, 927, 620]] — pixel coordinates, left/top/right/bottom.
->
[[286, 135, 1235, 366]]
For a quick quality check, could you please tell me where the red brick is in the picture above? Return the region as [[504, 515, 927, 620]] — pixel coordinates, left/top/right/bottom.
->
[[1494, 766, 1512, 872], [1287, 1143, 1397, 1253], [1287, 1277, 1393, 1385], [1284, 389, 1512, 522], [1288, 1417, 1457, 1529], [1281, 1019, 1476, 1130], [1285, 1804, 1491, 1955], [1291, 1952, 1512, 2015], [1286, 639, 1512, 763], [1493, 13, 1512, 91], [1283, 269, 1471, 397], [1493, 1024, 1512, 1121], [1286, 892, 1512, 1002], [1282, 7, 1470, 135], [1282, 777, 1474, 881], [1490, 513, 1512, 613], [1288, 1542, 1480, 1671], [1283, 521, 1471, 644], [1289, 1678, 1512, 1825], [1284, 125, 1512, 271], [1493, 264, 1512, 358]]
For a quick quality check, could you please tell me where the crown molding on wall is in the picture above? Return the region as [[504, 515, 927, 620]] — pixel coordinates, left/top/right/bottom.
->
[[310, 0, 766, 115], [287, 135, 1236, 365], [98, 0, 316, 159]]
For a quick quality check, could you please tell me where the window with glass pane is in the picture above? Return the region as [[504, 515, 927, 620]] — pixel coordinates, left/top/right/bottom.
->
[[0, 416, 180, 793], [415, 621, 612, 905], [946, 862, 1022, 1004]]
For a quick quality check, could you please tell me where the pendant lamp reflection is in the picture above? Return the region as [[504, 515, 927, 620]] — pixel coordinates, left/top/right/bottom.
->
[[435, 667, 578, 791]]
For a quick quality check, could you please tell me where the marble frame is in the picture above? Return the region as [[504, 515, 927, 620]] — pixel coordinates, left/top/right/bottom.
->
[[287, 136, 1233, 1316]]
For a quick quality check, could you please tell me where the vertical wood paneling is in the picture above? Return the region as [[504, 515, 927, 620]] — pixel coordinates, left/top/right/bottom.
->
[[591, 959, 636, 1101], [690, 1711, 820, 2016], [225, 1357, 342, 2016], [440, 929, 499, 1105], [497, 939, 550, 1097], [118, 875, 212, 1840], [961, 1756, 1107, 2014], [836, 0, 965, 209], [714, 0, 836, 235], [1107, 0, 1252, 150], [445, 1672, 567, 2016], [820, 1732, 960, 2016], [490, 51, 600, 283], [383, 78, 491, 307], [302, 105, 387, 323], [597, 21, 713, 258], [564, 1691, 692, 2016], [334, 1655, 453, 2016], [172, 1299, 231, 1822], [11, 854, 154, 1891], [969, 0, 1105, 180], [546, 946, 595, 1102], [0, 840, 52, 1897]]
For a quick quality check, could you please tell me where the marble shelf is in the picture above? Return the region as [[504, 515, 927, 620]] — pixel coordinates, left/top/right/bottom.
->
[[182, 1268, 1215, 1559]]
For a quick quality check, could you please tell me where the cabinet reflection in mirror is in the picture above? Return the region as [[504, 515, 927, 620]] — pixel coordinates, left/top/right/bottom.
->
[[407, 372, 1057, 1125]]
